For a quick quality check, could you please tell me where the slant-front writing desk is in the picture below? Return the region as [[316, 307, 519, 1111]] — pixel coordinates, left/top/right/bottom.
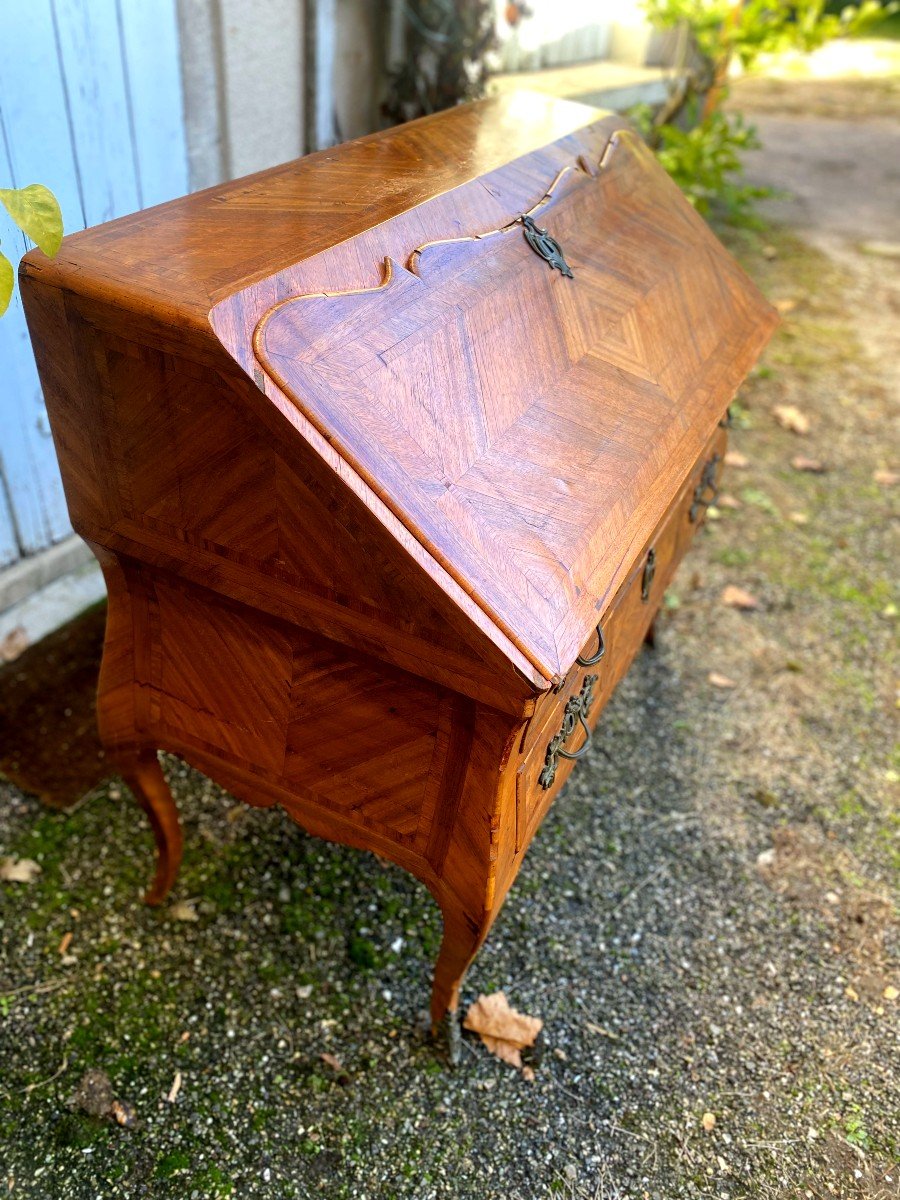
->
[[22, 92, 776, 1045]]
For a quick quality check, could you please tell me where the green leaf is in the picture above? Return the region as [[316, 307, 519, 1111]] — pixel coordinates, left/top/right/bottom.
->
[[0, 184, 63, 258], [0, 246, 14, 317]]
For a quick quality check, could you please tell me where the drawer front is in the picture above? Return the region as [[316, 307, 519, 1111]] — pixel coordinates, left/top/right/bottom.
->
[[515, 426, 726, 852]]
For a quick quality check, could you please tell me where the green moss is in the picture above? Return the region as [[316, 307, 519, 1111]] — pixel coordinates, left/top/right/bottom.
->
[[835, 791, 867, 819], [156, 1149, 192, 1178], [189, 1166, 234, 1197], [21, 810, 74, 866], [739, 486, 779, 516], [250, 1106, 274, 1133], [53, 1111, 109, 1150], [347, 933, 378, 969], [716, 545, 753, 567]]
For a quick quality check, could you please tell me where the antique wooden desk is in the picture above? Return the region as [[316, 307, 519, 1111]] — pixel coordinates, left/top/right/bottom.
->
[[22, 93, 776, 1047]]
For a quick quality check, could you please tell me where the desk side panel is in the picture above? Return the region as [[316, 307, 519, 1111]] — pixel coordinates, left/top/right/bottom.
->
[[20, 276, 543, 712]]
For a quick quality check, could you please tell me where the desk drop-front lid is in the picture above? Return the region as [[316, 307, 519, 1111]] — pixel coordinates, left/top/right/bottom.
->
[[212, 107, 777, 685]]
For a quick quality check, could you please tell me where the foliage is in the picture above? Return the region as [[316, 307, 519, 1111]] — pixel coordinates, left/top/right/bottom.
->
[[645, 0, 892, 77], [630, 100, 770, 224], [639, 0, 897, 223], [0, 183, 63, 316], [383, 0, 497, 124]]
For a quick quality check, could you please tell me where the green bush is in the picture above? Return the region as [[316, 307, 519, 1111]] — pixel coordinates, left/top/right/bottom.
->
[[639, 0, 897, 223]]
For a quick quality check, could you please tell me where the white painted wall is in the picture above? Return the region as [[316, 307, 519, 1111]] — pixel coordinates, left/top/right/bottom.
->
[[177, 0, 307, 187], [333, 0, 387, 143], [176, 0, 388, 190], [492, 0, 666, 73], [174, 2, 664, 193], [492, 0, 612, 72]]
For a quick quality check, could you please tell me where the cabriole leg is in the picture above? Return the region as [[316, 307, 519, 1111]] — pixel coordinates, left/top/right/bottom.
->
[[430, 903, 488, 1065], [119, 750, 182, 905], [91, 545, 183, 905], [430, 905, 485, 1033]]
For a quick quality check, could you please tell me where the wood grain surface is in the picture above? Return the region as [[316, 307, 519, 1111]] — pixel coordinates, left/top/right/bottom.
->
[[20, 93, 776, 1036]]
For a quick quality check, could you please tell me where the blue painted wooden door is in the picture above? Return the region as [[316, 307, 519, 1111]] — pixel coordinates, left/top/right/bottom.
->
[[0, 0, 189, 568]]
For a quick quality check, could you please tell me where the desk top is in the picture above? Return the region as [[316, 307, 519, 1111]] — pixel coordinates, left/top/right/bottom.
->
[[23, 93, 776, 684]]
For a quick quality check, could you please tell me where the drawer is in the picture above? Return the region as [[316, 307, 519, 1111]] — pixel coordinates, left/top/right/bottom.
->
[[514, 426, 727, 853]]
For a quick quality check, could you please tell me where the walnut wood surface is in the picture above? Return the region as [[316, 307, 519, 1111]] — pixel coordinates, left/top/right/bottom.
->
[[221, 130, 774, 680], [20, 93, 775, 1035]]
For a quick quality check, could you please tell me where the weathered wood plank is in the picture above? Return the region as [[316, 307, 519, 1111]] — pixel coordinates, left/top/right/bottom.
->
[[117, 0, 189, 207], [52, 0, 142, 224], [0, 13, 77, 553], [0, 483, 20, 567], [0, 0, 189, 560]]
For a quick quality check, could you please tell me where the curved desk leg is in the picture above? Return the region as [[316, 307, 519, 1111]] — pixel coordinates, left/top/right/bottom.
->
[[91, 544, 183, 906], [120, 750, 183, 905], [431, 905, 486, 1035], [426, 705, 519, 1060]]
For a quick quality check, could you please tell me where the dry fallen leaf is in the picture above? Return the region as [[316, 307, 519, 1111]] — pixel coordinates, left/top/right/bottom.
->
[[860, 240, 900, 259], [0, 625, 29, 664], [320, 1052, 351, 1084], [168, 900, 199, 922], [0, 857, 41, 884], [788, 511, 810, 525], [884, 985, 899, 1002], [791, 455, 826, 474], [586, 1022, 620, 1040], [724, 450, 749, 469], [702, 1112, 717, 1132], [708, 672, 737, 689], [110, 1099, 137, 1128], [716, 493, 742, 510], [58, 931, 73, 956], [463, 992, 543, 1071], [774, 297, 798, 314], [166, 1071, 182, 1103], [720, 585, 760, 611], [773, 405, 810, 435], [873, 469, 898, 487]]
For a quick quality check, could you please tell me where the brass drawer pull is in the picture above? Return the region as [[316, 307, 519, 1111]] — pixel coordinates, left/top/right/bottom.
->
[[539, 674, 597, 789], [576, 623, 605, 667], [641, 546, 656, 602], [689, 453, 721, 522]]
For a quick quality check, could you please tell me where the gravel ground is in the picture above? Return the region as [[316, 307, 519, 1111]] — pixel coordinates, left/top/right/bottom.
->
[[1, 82, 898, 1199]]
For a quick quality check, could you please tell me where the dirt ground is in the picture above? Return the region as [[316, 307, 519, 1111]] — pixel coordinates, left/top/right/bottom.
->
[[0, 74, 897, 1199]]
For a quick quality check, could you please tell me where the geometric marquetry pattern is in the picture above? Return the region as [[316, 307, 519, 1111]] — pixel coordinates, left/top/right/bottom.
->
[[151, 579, 444, 843], [105, 350, 279, 564], [284, 648, 443, 838], [250, 132, 776, 679], [23, 93, 779, 1027]]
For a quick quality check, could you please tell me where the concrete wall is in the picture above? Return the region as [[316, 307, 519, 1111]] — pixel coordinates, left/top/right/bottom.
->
[[333, 0, 388, 143], [175, 2, 666, 193], [177, 0, 307, 188], [176, 0, 389, 191]]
